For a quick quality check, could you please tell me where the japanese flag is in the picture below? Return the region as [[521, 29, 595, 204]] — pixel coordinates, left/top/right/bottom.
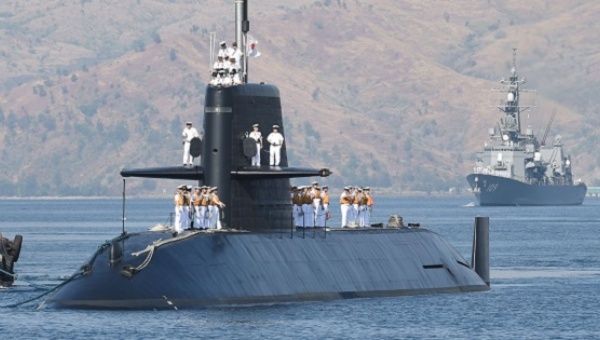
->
[[247, 36, 261, 58]]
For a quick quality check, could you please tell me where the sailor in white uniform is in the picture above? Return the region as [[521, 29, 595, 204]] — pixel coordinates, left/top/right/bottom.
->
[[182, 122, 200, 166], [267, 125, 284, 166], [208, 187, 226, 229], [213, 56, 225, 72], [209, 71, 221, 86], [217, 41, 228, 58], [339, 186, 352, 228], [231, 69, 242, 85], [229, 57, 240, 74], [310, 182, 324, 227], [173, 187, 185, 233], [249, 123, 262, 166], [228, 42, 243, 61]]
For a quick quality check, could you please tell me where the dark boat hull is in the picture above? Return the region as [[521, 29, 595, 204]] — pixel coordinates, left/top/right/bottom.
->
[[46, 228, 488, 309], [466, 173, 587, 206]]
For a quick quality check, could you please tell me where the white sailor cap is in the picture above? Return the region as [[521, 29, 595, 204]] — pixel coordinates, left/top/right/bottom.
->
[[343, 186, 350, 190], [311, 181, 319, 186], [322, 185, 329, 189], [364, 187, 370, 190], [272, 124, 280, 129], [186, 185, 193, 190], [177, 185, 186, 189], [186, 121, 192, 125], [252, 123, 259, 128], [220, 41, 226, 46]]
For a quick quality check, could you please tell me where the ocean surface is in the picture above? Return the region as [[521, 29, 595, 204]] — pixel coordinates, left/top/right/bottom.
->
[[1, 196, 599, 339]]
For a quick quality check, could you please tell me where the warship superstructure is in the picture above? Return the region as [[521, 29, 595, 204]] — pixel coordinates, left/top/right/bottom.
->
[[467, 50, 587, 206], [45, 1, 490, 309]]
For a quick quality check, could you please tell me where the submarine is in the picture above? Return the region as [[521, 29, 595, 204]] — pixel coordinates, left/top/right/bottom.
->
[[45, 0, 490, 309]]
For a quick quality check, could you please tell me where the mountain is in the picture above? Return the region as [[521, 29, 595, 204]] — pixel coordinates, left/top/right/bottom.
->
[[0, 0, 599, 196]]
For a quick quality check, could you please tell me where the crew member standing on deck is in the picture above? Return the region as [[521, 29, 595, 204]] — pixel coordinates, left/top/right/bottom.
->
[[364, 187, 373, 227], [354, 188, 365, 227], [249, 123, 263, 166], [192, 187, 204, 229], [340, 186, 352, 228], [321, 186, 330, 226], [182, 122, 200, 166], [292, 186, 303, 227], [181, 186, 192, 229], [312, 183, 326, 227], [208, 187, 226, 229], [199, 186, 210, 229], [173, 186, 185, 233], [301, 186, 314, 228], [267, 125, 284, 166]]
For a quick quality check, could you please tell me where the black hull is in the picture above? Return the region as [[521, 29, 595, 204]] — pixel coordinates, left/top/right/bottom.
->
[[466, 174, 587, 206], [46, 228, 488, 309]]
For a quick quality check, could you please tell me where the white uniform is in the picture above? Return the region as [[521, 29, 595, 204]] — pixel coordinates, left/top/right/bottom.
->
[[340, 192, 351, 228], [212, 61, 225, 71], [312, 191, 324, 227], [249, 131, 262, 166], [217, 47, 228, 58], [228, 47, 242, 61], [319, 191, 329, 227], [267, 131, 284, 166], [182, 126, 200, 166], [174, 193, 183, 233], [222, 76, 233, 87], [302, 203, 313, 228], [181, 204, 190, 229], [232, 73, 242, 85], [210, 77, 221, 86], [229, 61, 240, 73]]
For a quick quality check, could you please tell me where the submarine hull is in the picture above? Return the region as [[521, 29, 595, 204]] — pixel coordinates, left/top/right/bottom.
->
[[467, 173, 587, 206], [47, 228, 488, 309]]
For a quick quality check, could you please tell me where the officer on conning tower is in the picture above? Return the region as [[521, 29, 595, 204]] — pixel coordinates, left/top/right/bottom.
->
[[182, 122, 200, 166], [249, 123, 263, 166], [228, 41, 242, 61], [217, 41, 228, 58], [267, 124, 284, 166], [213, 55, 225, 73]]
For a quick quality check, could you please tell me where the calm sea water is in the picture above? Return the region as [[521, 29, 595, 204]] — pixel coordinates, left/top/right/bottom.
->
[[1, 196, 599, 339]]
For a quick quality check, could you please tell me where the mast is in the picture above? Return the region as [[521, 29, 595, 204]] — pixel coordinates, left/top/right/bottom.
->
[[498, 48, 530, 139], [235, 0, 250, 83]]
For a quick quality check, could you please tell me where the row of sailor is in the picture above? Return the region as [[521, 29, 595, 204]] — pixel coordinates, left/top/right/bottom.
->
[[173, 185, 226, 233], [291, 182, 330, 228], [339, 186, 374, 228]]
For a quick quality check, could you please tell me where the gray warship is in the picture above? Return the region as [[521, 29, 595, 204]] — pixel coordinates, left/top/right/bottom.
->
[[45, 1, 490, 309], [466, 50, 587, 206]]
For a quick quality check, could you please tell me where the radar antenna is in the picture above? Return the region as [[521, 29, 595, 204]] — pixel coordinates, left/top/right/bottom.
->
[[497, 48, 533, 135]]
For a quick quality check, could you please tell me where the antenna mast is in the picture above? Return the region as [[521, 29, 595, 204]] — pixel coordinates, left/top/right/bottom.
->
[[235, 0, 250, 83]]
